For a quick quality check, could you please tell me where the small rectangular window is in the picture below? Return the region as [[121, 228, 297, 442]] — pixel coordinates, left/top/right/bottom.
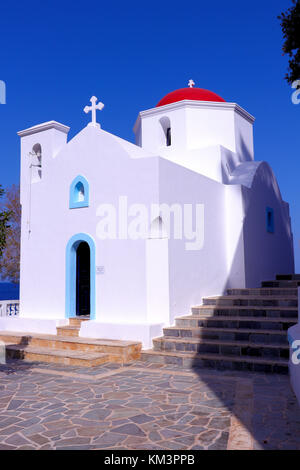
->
[[166, 127, 171, 147], [266, 207, 274, 233]]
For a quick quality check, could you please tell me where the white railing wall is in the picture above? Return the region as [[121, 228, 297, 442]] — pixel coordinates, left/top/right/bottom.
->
[[0, 300, 19, 317]]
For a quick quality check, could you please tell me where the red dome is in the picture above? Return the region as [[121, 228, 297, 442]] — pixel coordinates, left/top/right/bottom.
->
[[156, 87, 226, 107]]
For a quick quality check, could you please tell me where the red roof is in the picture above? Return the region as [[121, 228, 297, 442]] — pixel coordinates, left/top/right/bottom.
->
[[156, 87, 226, 107]]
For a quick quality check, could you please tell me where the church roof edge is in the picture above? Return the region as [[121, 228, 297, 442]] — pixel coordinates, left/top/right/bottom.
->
[[133, 101, 255, 132], [17, 120, 70, 137]]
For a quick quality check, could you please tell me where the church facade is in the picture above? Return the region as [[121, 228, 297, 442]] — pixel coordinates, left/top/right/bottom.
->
[[1, 84, 294, 348]]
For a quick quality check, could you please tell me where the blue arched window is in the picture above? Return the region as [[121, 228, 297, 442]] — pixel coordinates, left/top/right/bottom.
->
[[69, 175, 89, 209]]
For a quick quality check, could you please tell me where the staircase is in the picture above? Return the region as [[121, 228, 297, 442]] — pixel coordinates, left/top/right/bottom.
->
[[141, 274, 300, 373], [1, 317, 141, 367]]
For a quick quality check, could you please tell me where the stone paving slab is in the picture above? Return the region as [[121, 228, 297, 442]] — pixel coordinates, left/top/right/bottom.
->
[[0, 359, 299, 450]]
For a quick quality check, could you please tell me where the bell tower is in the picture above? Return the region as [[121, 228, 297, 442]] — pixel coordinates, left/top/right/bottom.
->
[[18, 120, 70, 235], [133, 82, 255, 181]]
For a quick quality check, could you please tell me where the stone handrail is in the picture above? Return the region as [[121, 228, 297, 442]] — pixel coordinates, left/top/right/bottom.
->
[[0, 300, 19, 317]]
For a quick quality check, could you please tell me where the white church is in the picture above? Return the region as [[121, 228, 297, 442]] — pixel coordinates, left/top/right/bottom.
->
[[2, 82, 295, 348]]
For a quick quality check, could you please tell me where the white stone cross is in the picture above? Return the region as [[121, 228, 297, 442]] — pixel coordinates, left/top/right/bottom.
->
[[84, 96, 104, 128], [188, 79, 195, 88]]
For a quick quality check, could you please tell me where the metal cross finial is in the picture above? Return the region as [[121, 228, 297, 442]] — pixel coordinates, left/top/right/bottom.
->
[[84, 96, 104, 128], [188, 79, 195, 88]]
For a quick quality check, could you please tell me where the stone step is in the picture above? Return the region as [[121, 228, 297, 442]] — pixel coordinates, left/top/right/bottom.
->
[[56, 326, 80, 337], [0, 331, 142, 364], [142, 275, 299, 374], [163, 326, 288, 344], [152, 336, 289, 359], [227, 288, 298, 296], [5, 344, 111, 367], [262, 280, 300, 288], [276, 274, 300, 281], [141, 349, 289, 374], [191, 305, 298, 319], [175, 314, 297, 331], [69, 317, 90, 327], [202, 296, 297, 307]]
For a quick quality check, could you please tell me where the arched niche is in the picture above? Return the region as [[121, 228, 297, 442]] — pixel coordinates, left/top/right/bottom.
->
[[159, 116, 171, 147], [30, 143, 42, 182], [69, 175, 90, 209]]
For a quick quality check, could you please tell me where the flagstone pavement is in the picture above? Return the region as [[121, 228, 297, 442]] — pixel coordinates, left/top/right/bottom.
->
[[0, 359, 300, 450]]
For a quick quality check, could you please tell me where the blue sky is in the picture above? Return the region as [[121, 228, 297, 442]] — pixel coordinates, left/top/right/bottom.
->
[[0, 0, 299, 271]]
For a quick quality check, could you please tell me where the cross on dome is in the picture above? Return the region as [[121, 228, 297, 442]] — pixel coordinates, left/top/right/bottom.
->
[[188, 79, 195, 88], [84, 96, 104, 128]]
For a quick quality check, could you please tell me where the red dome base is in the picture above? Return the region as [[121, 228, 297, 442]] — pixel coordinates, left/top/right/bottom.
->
[[156, 88, 225, 107]]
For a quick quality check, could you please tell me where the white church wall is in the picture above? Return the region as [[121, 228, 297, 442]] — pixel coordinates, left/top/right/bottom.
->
[[146, 237, 170, 325], [242, 162, 294, 287], [224, 184, 246, 289], [220, 146, 246, 183], [18, 124, 165, 333], [184, 146, 223, 182], [185, 105, 235, 152], [234, 110, 254, 161], [158, 159, 230, 324], [0, 317, 67, 335], [176, 144, 251, 184], [162, 146, 224, 183]]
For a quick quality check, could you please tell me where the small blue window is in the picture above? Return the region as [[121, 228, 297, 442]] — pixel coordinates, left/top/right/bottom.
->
[[70, 175, 89, 209], [266, 207, 274, 233]]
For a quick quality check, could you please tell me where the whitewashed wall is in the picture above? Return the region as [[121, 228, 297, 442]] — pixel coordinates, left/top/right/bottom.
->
[[242, 162, 294, 286], [15, 97, 295, 347]]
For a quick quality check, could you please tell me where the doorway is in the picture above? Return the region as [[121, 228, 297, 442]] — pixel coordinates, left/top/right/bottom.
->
[[65, 233, 96, 320], [76, 242, 90, 316]]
